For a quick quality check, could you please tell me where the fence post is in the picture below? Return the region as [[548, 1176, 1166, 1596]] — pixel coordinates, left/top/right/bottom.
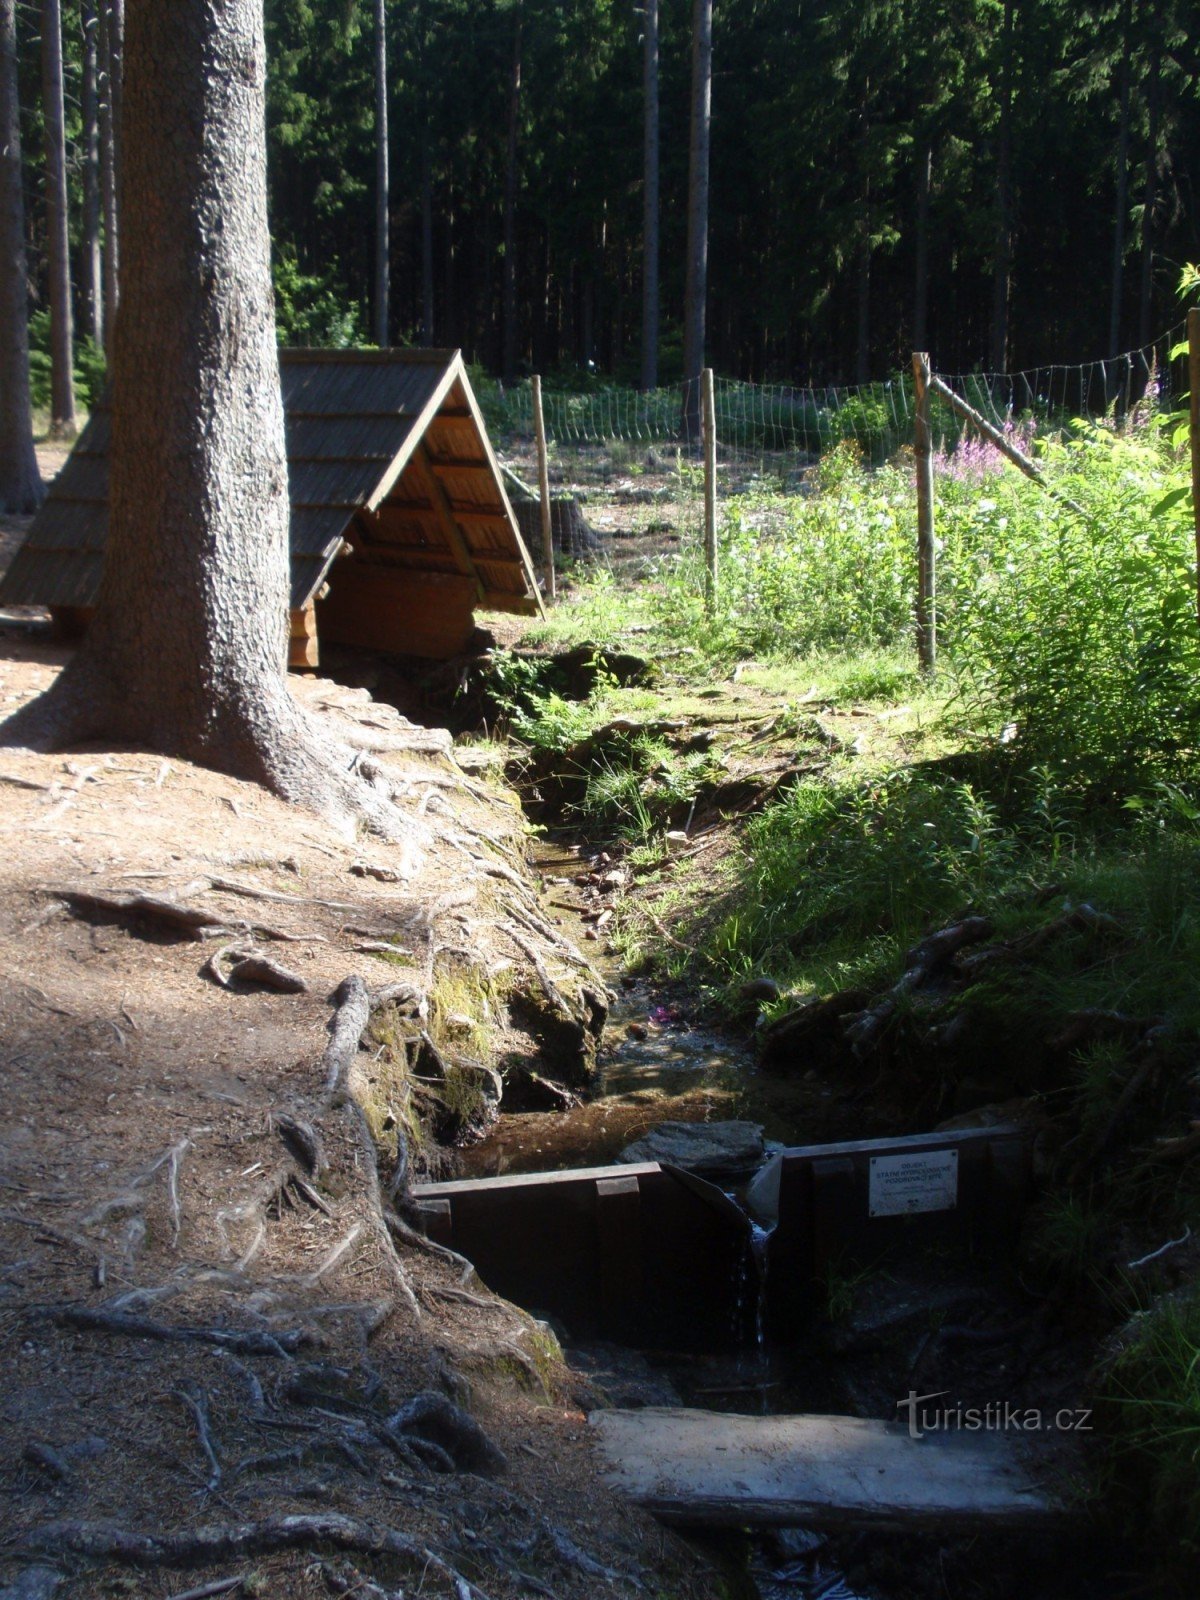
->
[[702, 367, 717, 613], [1189, 308, 1200, 627], [912, 351, 936, 673], [532, 374, 556, 603]]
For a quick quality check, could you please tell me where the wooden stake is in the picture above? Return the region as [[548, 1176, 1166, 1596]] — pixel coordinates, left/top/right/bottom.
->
[[1189, 307, 1200, 626], [532, 374, 556, 603], [702, 367, 717, 613], [913, 352, 936, 673], [927, 371, 1088, 519]]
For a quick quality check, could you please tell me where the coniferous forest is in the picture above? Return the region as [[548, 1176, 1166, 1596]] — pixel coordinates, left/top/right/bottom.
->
[[9, 0, 1200, 392]]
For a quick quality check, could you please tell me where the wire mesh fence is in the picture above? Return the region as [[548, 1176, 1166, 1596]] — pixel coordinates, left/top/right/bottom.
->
[[497, 323, 1187, 467], [491, 322, 1191, 589]]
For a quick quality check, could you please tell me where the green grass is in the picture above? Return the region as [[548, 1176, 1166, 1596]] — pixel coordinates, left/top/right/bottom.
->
[[1101, 1289, 1200, 1554], [501, 407, 1200, 1572]]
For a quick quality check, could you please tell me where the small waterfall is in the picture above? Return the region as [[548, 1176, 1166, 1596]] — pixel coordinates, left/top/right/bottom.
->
[[730, 1213, 777, 1410]]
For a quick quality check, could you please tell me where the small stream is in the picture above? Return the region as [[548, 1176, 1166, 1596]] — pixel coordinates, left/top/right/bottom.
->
[[457, 838, 1101, 1600], [461, 841, 827, 1179]]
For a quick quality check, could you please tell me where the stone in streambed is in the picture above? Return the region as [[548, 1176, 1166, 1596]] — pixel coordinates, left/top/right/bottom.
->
[[617, 1119, 765, 1178]]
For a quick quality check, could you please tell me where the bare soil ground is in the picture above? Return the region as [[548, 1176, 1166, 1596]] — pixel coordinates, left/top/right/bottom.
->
[[0, 454, 718, 1600]]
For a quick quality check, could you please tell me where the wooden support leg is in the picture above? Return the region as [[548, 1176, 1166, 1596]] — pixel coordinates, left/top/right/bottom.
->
[[288, 604, 319, 670]]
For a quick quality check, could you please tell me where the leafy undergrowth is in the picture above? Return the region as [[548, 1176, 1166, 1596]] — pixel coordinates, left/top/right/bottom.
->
[[501, 407, 1200, 1575]]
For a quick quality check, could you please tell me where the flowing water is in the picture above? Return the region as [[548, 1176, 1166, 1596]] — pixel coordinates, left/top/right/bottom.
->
[[460, 842, 829, 1178], [457, 839, 1095, 1600]]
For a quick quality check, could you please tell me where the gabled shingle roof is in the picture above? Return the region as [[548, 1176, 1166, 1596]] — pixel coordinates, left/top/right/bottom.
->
[[0, 348, 541, 619]]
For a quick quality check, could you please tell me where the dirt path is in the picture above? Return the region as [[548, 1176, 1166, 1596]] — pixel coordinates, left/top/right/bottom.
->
[[0, 629, 714, 1600]]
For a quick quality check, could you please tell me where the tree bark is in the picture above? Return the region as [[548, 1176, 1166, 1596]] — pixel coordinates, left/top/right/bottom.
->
[[98, 0, 121, 347], [855, 158, 871, 386], [420, 132, 434, 344], [682, 0, 712, 443], [0, 0, 44, 512], [373, 0, 389, 347], [640, 0, 659, 391], [2, 0, 416, 847], [1137, 34, 1161, 349], [501, 6, 522, 385], [990, 0, 1014, 372], [82, 1, 104, 347], [913, 142, 931, 354], [1108, 0, 1132, 357], [41, 0, 77, 438]]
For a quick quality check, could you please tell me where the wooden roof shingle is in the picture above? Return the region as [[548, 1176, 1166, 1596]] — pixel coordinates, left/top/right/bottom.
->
[[0, 348, 542, 624]]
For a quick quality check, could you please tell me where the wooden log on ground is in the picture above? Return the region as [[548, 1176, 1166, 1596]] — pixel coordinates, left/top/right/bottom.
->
[[589, 1407, 1063, 1531]]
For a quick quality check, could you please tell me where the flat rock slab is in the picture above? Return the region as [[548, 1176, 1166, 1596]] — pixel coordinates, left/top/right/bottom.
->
[[589, 1408, 1061, 1531], [617, 1119, 765, 1176]]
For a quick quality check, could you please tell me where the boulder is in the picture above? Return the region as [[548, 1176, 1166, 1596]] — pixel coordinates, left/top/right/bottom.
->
[[618, 1119, 765, 1178]]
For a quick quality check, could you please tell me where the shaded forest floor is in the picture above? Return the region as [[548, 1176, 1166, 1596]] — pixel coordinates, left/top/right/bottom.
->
[[0, 567, 716, 1597]]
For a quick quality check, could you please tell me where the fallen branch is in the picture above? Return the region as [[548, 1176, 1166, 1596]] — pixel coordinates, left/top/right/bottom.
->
[[1128, 1225, 1192, 1268], [21, 1516, 494, 1599]]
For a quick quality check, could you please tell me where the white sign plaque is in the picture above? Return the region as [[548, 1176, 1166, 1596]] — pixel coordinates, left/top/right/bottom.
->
[[868, 1148, 958, 1217]]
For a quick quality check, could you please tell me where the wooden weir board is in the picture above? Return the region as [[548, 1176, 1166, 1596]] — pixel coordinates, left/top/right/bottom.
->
[[589, 1408, 1062, 1532]]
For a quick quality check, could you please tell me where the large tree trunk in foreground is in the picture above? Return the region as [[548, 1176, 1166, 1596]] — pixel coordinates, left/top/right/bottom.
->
[[82, 1, 104, 347], [0, 0, 43, 512], [2, 0, 415, 847], [98, 0, 121, 348], [681, 0, 711, 443], [42, 0, 77, 438]]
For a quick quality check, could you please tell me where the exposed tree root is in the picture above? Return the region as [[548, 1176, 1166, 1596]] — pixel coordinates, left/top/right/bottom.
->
[[20, 1515, 495, 1599], [843, 916, 994, 1057], [202, 945, 309, 993], [1, 668, 431, 861], [49, 1306, 314, 1358], [322, 976, 372, 1098]]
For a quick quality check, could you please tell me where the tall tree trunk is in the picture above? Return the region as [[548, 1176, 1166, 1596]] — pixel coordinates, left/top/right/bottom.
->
[[420, 133, 434, 344], [373, 0, 389, 346], [3, 0, 412, 845], [990, 0, 1014, 371], [501, 7, 522, 384], [1137, 36, 1161, 349], [442, 165, 455, 344], [682, 0, 712, 442], [82, 1, 104, 347], [0, 0, 43, 512], [640, 0, 659, 391], [855, 225, 871, 385], [855, 140, 871, 385], [42, 0, 76, 437], [1108, 0, 1132, 357], [98, 0, 121, 347], [913, 142, 932, 353]]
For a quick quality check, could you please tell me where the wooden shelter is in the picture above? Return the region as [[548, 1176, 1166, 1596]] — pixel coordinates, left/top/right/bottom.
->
[[0, 349, 543, 664]]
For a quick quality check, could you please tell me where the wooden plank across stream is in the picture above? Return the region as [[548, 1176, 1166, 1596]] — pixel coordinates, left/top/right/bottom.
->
[[590, 1408, 1062, 1531]]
